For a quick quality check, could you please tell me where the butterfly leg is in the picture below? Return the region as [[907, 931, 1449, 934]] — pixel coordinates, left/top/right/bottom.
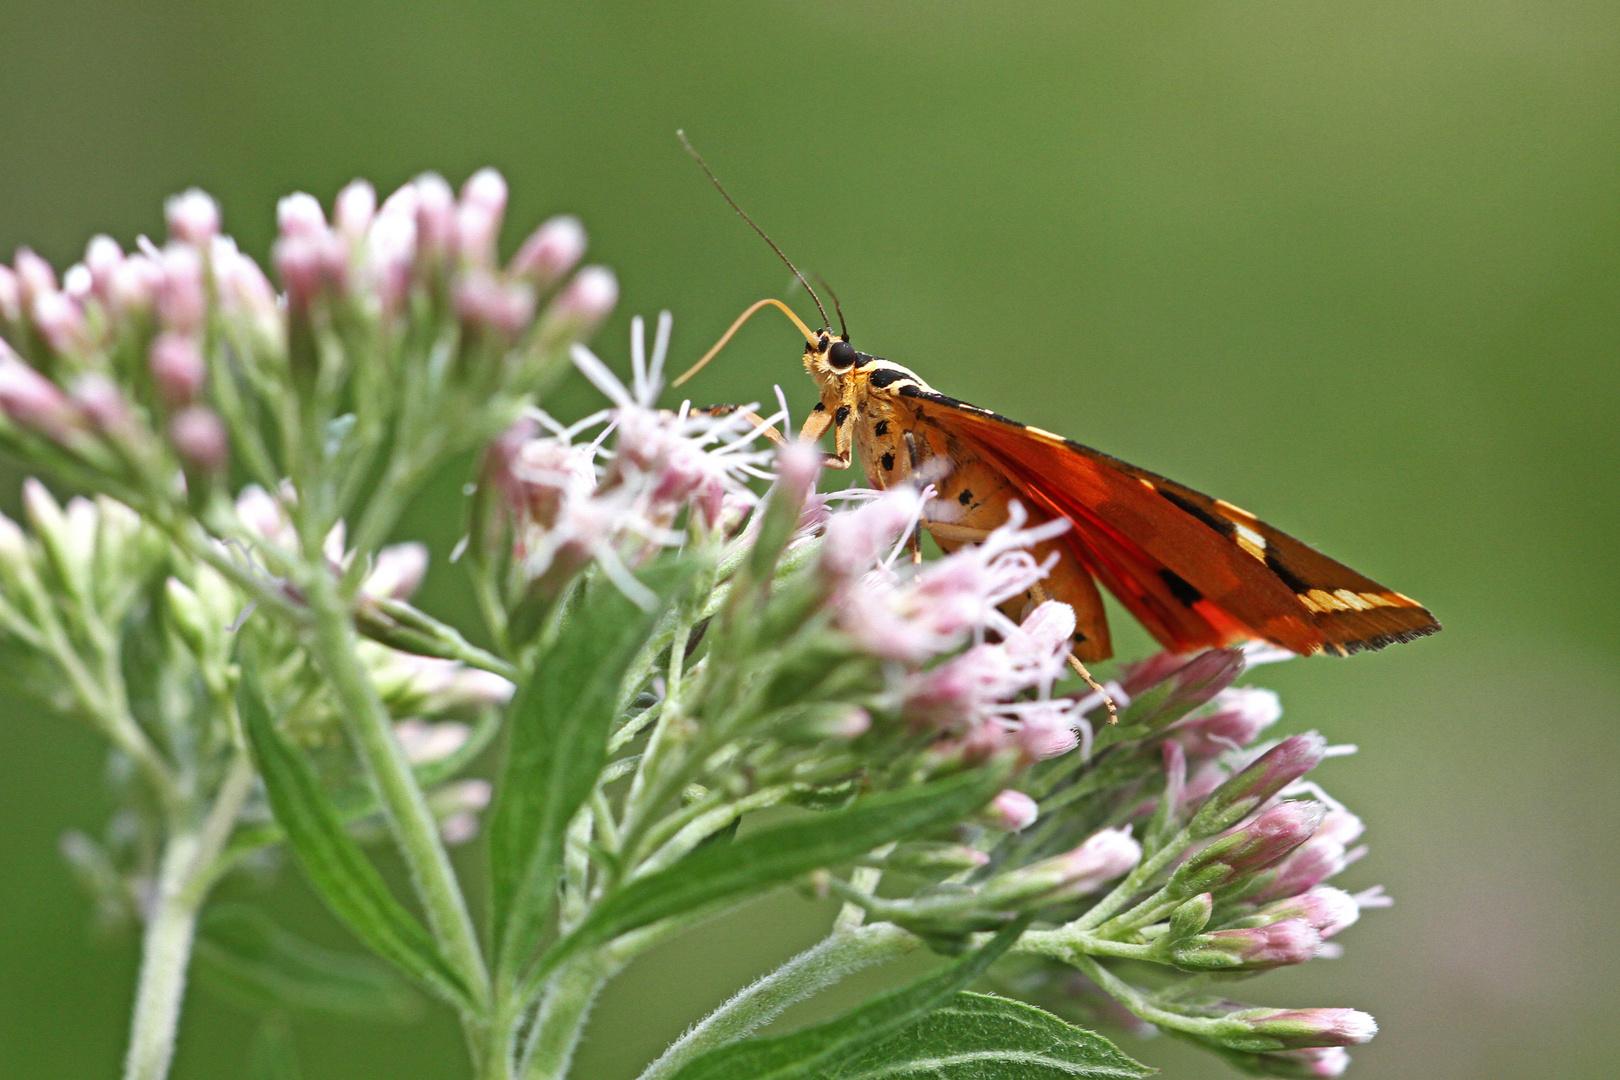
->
[[1027, 581, 1120, 725], [694, 405, 792, 448], [799, 402, 853, 469]]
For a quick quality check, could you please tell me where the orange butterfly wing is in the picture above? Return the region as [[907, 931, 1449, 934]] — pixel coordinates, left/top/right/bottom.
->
[[895, 386, 1439, 657]]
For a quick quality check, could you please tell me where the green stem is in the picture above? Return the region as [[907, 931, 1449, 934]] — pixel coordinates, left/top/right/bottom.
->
[[1014, 927, 1162, 964], [520, 953, 613, 1080], [1070, 825, 1192, 932], [301, 571, 490, 1011], [636, 923, 918, 1080], [121, 752, 258, 1080], [1064, 953, 1230, 1040], [123, 835, 202, 1080]]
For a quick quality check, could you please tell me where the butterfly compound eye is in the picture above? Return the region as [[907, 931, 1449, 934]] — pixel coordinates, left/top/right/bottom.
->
[[827, 340, 858, 369]]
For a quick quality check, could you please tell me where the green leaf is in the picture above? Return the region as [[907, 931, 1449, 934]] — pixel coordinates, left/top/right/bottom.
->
[[666, 920, 1030, 1080], [555, 764, 1009, 968], [837, 992, 1152, 1079], [238, 670, 472, 1008], [193, 904, 423, 1022], [490, 559, 699, 978]]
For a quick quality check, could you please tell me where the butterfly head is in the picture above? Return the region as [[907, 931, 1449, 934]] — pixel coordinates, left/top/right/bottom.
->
[[803, 329, 861, 381]]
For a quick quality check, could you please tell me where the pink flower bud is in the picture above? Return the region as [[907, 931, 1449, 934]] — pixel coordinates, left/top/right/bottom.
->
[[1171, 917, 1321, 971], [1016, 703, 1080, 761], [84, 235, 123, 295], [1250, 814, 1362, 903], [983, 789, 1038, 831], [334, 179, 377, 240], [445, 667, 516, 709], [393, 718, 471, 765], [211, 241, 280, 337], [156, 245, 206, 333], [364, 541, 429, 600], [554, 265, 617, 323], [164, 189, 220, 245], [461, 167, 507, 213], [1046, 827, 1142, 899], [455, 168, 507, 267], [149, 332, 206, 405], [31, 292, 89, 355], [1170, 686, 1282, 757], [413, 173, 458, 257], [454, 271, 535, 335], [1189, 733, 1327, 835], [366, 206, 418, 310], [0, 265, 20, 322], [277, 192, 327, 238], [0, 348, 77, 441], [432, 779, 492, 845], [71, 374, 134, 435], [511, 214, 586, 286], [1223, 1007, 1377, 1049], [14, 248, 58, 304], [108, 255, 163, 316], [273, 233, 328, 310], [62, 265, 92, 300], [1257, 885, 1361, 939], [1173, 800, 1327, 895], [168, 406, 228, 473]]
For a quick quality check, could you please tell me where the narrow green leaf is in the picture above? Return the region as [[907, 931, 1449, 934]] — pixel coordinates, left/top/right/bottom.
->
[[490, 559, 699, 978], [836, 992, 1152, 1079], [193, 904, 423, 1022], [558, 764, 1009, 966], [666, 920, 1030, 1080], [238, 670, 472, 1008]]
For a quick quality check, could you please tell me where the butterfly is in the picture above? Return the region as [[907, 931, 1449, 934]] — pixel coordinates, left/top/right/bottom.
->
[[678, 299, 1440, 671], [670, 134, 1439, 682]]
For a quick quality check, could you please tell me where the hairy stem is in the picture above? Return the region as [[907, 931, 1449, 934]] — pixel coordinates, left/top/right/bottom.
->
[[637, 922, 918, 1080], [121, 753, 257, 1080], [520, 953, 613, 1080], [123, 835, 202, 1080]]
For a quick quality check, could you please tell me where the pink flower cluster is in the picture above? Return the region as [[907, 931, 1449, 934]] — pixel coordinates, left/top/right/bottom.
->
[[489, 315, 779, 604], [812, 491, 1092, 766]]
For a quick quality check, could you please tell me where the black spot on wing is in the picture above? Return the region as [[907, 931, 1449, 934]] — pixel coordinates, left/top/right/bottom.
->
[[1158, 488, 1235, 537], [1264, 550, 1312, 594], [869, 368, 910, 389], [1158, 569, 1203, 607]]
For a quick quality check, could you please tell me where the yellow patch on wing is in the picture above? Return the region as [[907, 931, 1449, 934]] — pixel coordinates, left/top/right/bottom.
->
[[1233, 522, 1267, 562], [1298, 588, 1415, 614]]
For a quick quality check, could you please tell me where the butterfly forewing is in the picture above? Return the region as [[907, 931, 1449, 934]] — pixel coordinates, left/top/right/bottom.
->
[[856, 378, 1438, 659]]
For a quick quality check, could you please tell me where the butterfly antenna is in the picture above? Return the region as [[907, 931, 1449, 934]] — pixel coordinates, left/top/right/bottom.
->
[[672, 297, 817, 387], [677, 130, 832, 329], [812, 273, 848, 340]]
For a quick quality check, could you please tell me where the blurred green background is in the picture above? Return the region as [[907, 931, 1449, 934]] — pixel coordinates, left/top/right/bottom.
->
[[2, 2, 1617, 1077]]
